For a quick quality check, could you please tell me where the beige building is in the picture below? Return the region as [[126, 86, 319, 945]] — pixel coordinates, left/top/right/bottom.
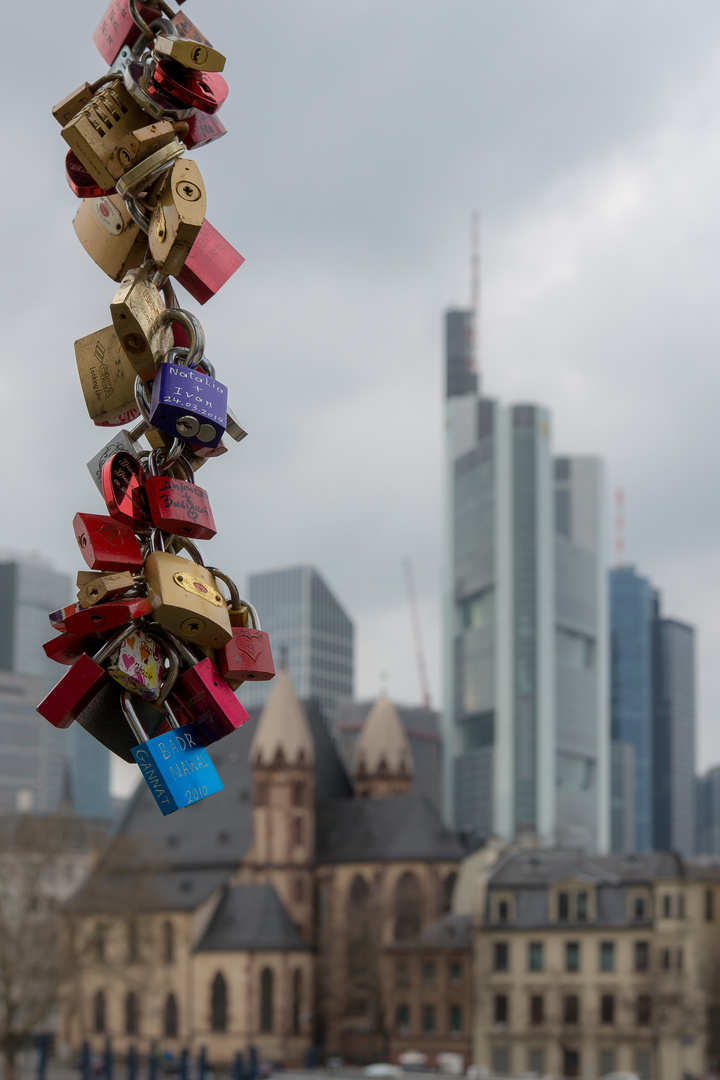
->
[[475, 849, 720, 1080], [60, 679, 464, 1066]]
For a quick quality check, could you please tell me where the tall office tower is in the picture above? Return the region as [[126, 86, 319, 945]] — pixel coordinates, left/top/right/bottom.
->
[[0, 554, 112, 819], [609, 567, 655, 851], [652, 611, 695, 854], [442, 311, 608, 850], [696, 766, 720, 855], [610, 568, 696, 855], [239, 565, 354, 727]]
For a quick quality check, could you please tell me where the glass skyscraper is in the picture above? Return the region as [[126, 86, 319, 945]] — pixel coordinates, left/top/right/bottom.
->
[[238, 565, 354, 727], [0, 554, 112, 819], [442, 310, 608, 850]]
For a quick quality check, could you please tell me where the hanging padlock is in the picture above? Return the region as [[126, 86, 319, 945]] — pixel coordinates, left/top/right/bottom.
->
[[74, 512, 144, 572], [43, 629, 107, 667], [148, 349, 227, 447], [123, 691, 224, 816], [209, 569, 276, 688], [175, 219, 244, 305], [181, 110, 227, 151], [48, 603, 84, 632], [75, 324, 142, 426], [86, 421, 147, 493], [145, 448, 217, 540], [147, 157, 206, 276], [93, 0, 161, 66], [37, 623, 136, 728], [153, 36, 226, 74], [77, 571, 137, 607], [122, 62, 196, 123], [110, 266, 176, 381], [66, 151, 111, 200], [143, 530, 232, 648], [101, 450, 152, 528], [107, 627, 168, 700], [150, 61, 229, 115], [161, 632, 250, 745], [73, 194, 148, 283], [62, 597, 151, 636]]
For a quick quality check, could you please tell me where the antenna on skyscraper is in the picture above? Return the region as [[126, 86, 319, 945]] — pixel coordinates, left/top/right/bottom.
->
[[615, 488, 625, 568], [468, 211, 480, 378]]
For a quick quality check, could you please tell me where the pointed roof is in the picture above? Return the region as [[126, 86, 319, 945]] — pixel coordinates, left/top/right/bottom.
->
[[352, 694, 413, 778], [249, 668, 315, 767], [197, 884, 310, 952]]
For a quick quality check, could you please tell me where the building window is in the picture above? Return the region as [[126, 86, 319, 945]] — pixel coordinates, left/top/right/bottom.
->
[[528, 1049, 545, 1075], [164, 993, 178, 1038], [491, 1048, 510, 1076], [706, 890, 714, 921], [292, 969, 302, 1034], [127, 919, 139, 963], [449, 961, 462, 986], [394, 872, 422, 941], [498, 900, 509, 923], [558, 892, 570, 921], [163, 920, 174, 965], [636, 995, 652, 1026], [93, 990, 105, 1034], [124, 991, 139, 1035], [576, 891, 588, 921], [528, 941, 544, 971], [293, 782, 305, 807], [677, 948, 683, 970], [634, 941, 649, 972], [422, 1005, 435, 1036], [600, 994, 614, 1024], [599, 941, 614, 972], [260, 968, 274, 1033], [663, 894, 671, 917], [94, 923, 106, 963], [422, 962, 436, 986], [565, 941, 580, 972], [634, 895, 646, 919], [396, 962, 410, 987], [563, 1048, 580, 1078], [635, 1050, 652, 1080], [210, 972, 228, 1032], [661, 948, 671, 970], [494, 995, 508, 1024], [563, 995, 580, 1024], [530, 995, 544, 1025], [395, 1004, 410, 1034], [494, 942, 509, 971], [599, 1049, 615, 1076], [678, 894, 685, 918], [449, 1006, 462, 1035]]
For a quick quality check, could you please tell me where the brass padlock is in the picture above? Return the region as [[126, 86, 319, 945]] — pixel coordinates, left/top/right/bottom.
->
[[107, 120, 182, 183], [148, 158, 206, 276], [143, 532, 232, 649], [73, 194, 148, 282], [61, 79, 152, 191], [110, 266, 174, 381], [75, 324, 142, 425], [153, 36, 226, 73], [77, 571, 136, 608]]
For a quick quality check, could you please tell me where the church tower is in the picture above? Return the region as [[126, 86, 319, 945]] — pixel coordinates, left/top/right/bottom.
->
[[352, 695, 414, 798], [248, 669, 315, 939]]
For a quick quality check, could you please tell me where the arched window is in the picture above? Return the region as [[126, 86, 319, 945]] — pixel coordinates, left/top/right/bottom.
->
[[94, 923, 106, 962], [346, 875, 371, 979], [210, 972, 228, 1032], [164, 993, 178, 1038], [125, 991, 139, 1035], [394, 872, 422, 941], [127, 919, 139, 963], [93, 990, 105, 1034], [260, 968, 274, 1033], [292, 969, 302, 1034], [163, 920, 174, 964]]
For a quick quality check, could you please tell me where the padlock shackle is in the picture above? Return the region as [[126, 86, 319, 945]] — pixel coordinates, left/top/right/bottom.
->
[[205, 566, 240, 613], [121, 686, 181, 747], [157, 629, 203, 671], [159, 309, 205, 369], [116, 141, 186, 200], [128, 0, 155, 41], [92, 623, 136, 667]]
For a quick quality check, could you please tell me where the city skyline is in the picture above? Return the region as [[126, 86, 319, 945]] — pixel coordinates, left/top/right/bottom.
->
[[9, 1, 720, 778]]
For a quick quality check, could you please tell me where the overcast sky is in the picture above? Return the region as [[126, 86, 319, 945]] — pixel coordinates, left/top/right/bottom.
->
[[7, 1, 720, 791]]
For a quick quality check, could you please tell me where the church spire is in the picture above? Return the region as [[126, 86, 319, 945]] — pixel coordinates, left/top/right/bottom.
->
[[352, 695, 414, 798]]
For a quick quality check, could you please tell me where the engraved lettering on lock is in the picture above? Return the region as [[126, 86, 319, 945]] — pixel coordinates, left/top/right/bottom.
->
[[172, 572, 223, 606]]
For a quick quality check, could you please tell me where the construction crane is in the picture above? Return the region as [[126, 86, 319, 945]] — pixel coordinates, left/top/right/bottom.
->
[[402, 558, 432, 711]]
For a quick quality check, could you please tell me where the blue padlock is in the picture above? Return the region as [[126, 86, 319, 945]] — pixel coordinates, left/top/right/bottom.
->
[[148, 357, 227, 448], [122, 691, 224, 815]]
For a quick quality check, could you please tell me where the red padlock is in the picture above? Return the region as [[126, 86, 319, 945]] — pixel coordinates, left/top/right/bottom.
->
[[93, 0, 161, 66], [175, 220, 244, 305], [63, 597, 151, 636], [37, 623, 135, 728], [48, 603, 84, 632], [101, 451, 152, 529], [73, 512, 144, 572], [145, 449, 217, 540], [208, 570, 276, 688], [152, 62, 228, 115], [182, 111, 227, 151], [164, 633, 250, 745], [43, 630, 106, 666], [66, 150, 114, 199]]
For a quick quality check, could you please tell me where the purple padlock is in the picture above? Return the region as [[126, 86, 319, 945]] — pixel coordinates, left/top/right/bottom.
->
[[149, 362, 228, 448]]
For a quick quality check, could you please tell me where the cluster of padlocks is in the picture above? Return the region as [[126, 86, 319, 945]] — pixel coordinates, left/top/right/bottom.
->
[[39, 0, 275, 816]]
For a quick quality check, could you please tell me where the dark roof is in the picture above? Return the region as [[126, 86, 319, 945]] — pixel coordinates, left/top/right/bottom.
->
[[682, 857, 720, 881], [305, 699, 353, 801], [387, 913, 472, 952], [197, 884, 310, 952], [488, 849, 684, 888], [316, 795, 464, 863]]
